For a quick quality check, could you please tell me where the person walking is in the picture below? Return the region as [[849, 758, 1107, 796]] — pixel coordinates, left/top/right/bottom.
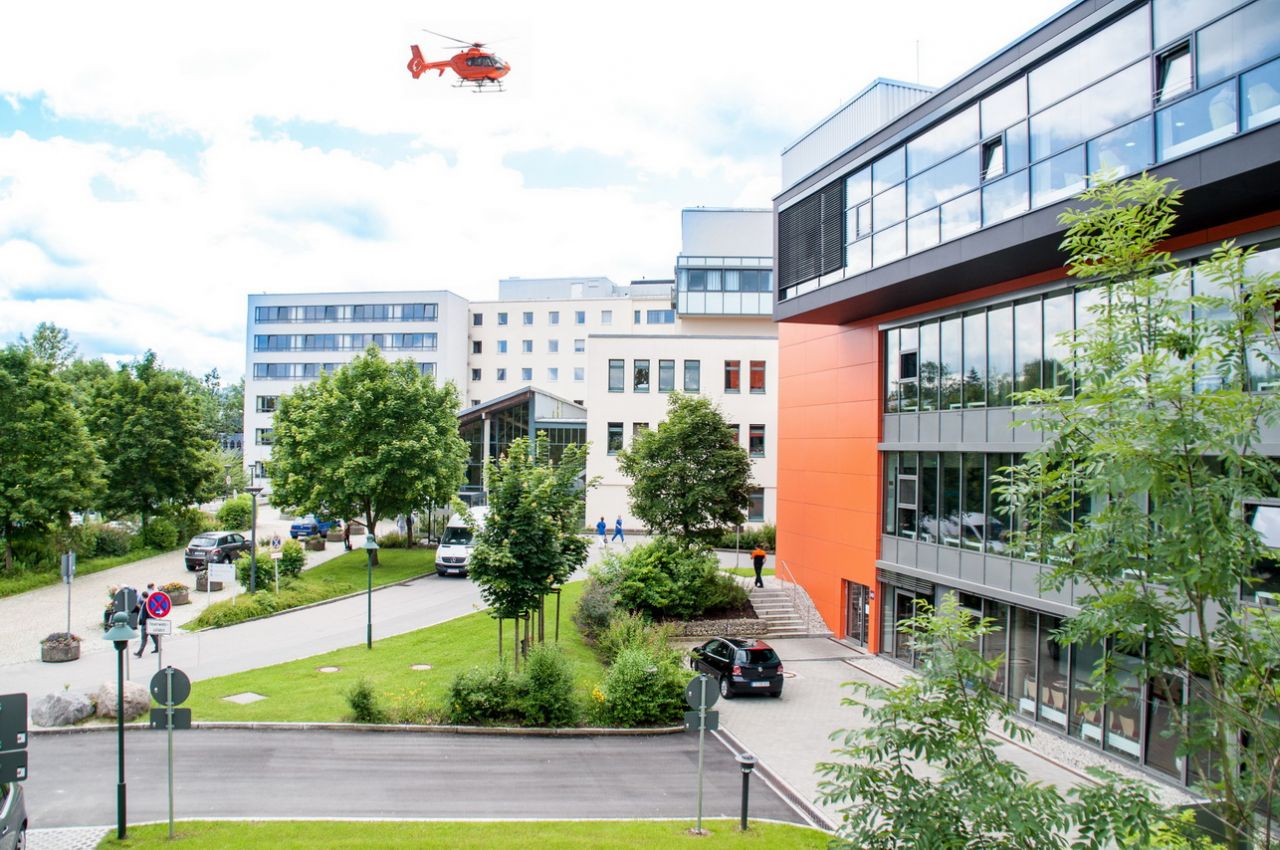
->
[[134, 583, 160, 656], [612, 515, 625, 543], [596, 516, 608, 545], [343, 521, 352, 551], [751, 545, 767, 589]]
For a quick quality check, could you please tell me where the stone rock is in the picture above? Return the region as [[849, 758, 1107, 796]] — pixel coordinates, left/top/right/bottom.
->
[[31, 691, 95, 727], [95, 680, 150, 721]]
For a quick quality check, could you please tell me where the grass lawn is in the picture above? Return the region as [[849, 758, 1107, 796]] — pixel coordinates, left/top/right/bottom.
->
[[186, 580, 603, 722], [726, 567, 775, 578], [0, 547, 168, 598], [98, 819, 828, 848], [185, 548, 437, 630]]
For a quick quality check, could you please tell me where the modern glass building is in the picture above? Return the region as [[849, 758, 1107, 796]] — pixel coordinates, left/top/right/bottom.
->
[[773, 0, 1280, 785]]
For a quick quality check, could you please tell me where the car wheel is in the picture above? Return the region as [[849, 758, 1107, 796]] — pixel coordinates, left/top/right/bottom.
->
[[769, 690, 782, 699], [16, 824, 27, 850], [719, 675, 734, 699]]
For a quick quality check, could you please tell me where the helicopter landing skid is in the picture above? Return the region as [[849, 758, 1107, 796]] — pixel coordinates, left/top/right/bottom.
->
[[454, 80, 505, 93]]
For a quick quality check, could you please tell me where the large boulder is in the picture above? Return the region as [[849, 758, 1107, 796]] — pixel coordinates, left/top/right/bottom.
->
[[94, 680, 150, 721], [31, 691, 95, 727]]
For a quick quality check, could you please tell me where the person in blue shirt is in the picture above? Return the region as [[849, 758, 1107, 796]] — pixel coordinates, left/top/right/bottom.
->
[[596, 516, 608, 544], [612, 515, 625, 543]]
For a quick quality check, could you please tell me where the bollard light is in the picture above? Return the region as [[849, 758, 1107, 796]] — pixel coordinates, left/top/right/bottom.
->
[[736, 752, 757, 831], [103, 612, 138, 840]]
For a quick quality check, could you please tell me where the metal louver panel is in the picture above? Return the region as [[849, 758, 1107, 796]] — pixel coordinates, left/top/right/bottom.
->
[[778, 193, 822, 289], [820, 181, 845, 277]]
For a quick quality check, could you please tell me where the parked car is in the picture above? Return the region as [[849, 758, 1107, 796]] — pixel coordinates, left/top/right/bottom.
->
[[689, 637, 784, 699], [183, 531, 252, 571], [0, 781, 26, 850], [289, 515, 341, 539]]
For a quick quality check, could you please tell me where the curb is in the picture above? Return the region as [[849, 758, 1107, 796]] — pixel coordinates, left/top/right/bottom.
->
[[31, 720, 687, 737], [712, 726, 837, 833]]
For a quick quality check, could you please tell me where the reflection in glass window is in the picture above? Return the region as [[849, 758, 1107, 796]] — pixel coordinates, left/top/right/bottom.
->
[[847, 237, 872, 275], [919, 320, 939, 411], [907, 148, 979, 216], [1107, 649, 1144, 762], [634, 359, 650, 393], [941, 453, 961, 546], [1031, 146, 1086, 208], [982, 171, 1029, 225], [749, 424, 766, 458], [940, 316, 963, 410], [885, 329, 900, 413], [658, 359, 675, 392], [1014, 299, 1043, 393], [1069, 641, 1105, 743], [608, 359, 624, 392], [1011, 608, 1038, 717], [919, 453, 939, 543], [908, 209, 940, 254], [873, 183, 906, 228], [1088, 117, 1154, 182], [1154, 0, 1247, 47], [683, 359, 700, 392], [1146, 675, 1186, 778], [1157, 81, 1237, 160], [872, 147, 906, 194], [906, 106, 979, 176], [963, 311, 987, 407], [1028, 8, 1150, 113], [1030, 62, 1149, 161], [607, 423, 623, 455], [1036, 614, 1068, 729], [962, 454, 986, 550], [1246, 247, 1280, 390], [874, 223, 907, 266], [748, 488, 765, 522], [1156, 43, 1193, 103], [940, 191, 981, 242], [1043, 291, 1074, 390], [981, 77, 1027, 137], [1243, 57, 1280, 130], [846, 167, 872, 206], [987, 305, 1014, 406], [1196, 0, 1280, 87]]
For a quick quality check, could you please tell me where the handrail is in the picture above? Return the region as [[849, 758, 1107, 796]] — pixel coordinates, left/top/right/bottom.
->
[[776, 558, 829, 636]]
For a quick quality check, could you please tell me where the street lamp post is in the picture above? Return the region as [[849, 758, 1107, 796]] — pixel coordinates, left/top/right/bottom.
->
[[363, 534, 379, 649], [736, 752, 757, 831], [103, 612, 138, 840], [246, 486, 263, 593]]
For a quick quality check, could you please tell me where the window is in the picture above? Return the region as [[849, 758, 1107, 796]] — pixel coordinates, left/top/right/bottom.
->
[[1196, 0, 1280, 88], [548, 367, 558, 381], [634, 359, 650, 392], [634, 310, 641, 324], [729, 424, 740, 443], [523, 311, 533, 325], [607, 422, 623, 455], [496, 368, 507, 382], [498, 339, 508, 354], [748, 488, 765, 522], [471, 368, 481, 382], [647, 309, 675, 324], [658, 359, 675, 392], [632, 422, 649, 437], [548, 339, 559, 353], [725, 360, 741, 392], [981, 138, 1005, 180], [255, 428, 274, 446], [608, 359, 624, 392], [749, 360, 766, 393], [574, 367, 584, 382], [749, 424, 766, 458], [498, 312, 508, 325], [601, 310, 612, 325], [684, 360, 701, 392], [1156, 42, 1193, 103], [549, 310, 559, 325], [472, 340, 482, 354], [574, 338, 585, 353], [1157, 81, 1238, 161], [981, 77, 1027, 137], [474, 312, 486, 326], [1027, 7, 1149, 113], [255, 396, 278, 413], [575, 310, 585, 325], [521, 368, 532, 381], [1088, 117, 1154, 182], [522, 339, 533, 354], [1242, 57, 1280, 130]]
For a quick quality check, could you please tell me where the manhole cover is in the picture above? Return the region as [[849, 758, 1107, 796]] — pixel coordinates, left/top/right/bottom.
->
[[782, 671, 798, 679], [317, 666, 341, 673], [410, 664, 432, 671], [223, 692, 266, 704]]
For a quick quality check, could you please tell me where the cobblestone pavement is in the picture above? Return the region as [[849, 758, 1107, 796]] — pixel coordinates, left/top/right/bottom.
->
[[27, 826, 109, 850]]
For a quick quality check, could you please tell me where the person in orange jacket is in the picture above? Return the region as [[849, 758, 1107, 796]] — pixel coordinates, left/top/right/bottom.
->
[[751, 545, 767, 588]]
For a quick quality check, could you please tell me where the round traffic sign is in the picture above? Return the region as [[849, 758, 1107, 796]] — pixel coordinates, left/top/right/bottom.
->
[[150, 667, 191, 706], [685, 673, 719, 710], [145, 590, 172, 619]]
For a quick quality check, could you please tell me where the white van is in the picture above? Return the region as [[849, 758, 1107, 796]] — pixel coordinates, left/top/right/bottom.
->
[[435, 506, 488, 577]]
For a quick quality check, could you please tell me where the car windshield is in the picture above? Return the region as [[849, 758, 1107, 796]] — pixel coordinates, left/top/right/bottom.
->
[[735, 648, 780, 665], [191, 534, 219, 547], [441, 527, 473, 546]]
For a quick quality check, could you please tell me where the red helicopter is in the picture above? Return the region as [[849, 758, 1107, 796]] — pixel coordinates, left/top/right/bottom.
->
[[407, 29, 510, 92]]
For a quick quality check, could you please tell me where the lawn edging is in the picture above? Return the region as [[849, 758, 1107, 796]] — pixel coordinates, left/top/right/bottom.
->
[[31, 720, 685, 736]]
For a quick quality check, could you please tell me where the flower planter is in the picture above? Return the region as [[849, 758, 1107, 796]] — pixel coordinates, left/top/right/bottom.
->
[[306, 537, 326, 552], [168, 588, 191, 605], [41, 635, 81, 663], [196, 573, 224, 592]]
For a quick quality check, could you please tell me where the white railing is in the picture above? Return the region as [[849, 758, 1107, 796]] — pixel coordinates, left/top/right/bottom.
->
[[776, 558, 830, 636]]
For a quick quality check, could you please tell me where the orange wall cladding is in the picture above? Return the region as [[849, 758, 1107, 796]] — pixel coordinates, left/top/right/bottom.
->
[[776, 209, 1280, 648]]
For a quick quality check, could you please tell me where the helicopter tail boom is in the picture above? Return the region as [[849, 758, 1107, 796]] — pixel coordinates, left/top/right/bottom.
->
[[407, 45, 448, 79]]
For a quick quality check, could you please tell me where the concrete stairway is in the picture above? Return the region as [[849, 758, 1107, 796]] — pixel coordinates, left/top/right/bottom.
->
[[750, 585, 832, 639]]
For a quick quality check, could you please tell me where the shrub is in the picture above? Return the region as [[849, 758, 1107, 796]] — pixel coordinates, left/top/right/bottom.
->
[[376, 531, 406, 549], [595, 610, 676, 665], [594, 536, 740, 620], [707, 524, 775, 551], [188, 583, 340, 629], [572, 577, 617, 643], [278, 538, 306, 578], [384, 685, 444, 725], [91, 525, 133, 558], [594, 646, 687, 727], [216, 494, 253, 531], [345, 679, 387, 724], [445, 664, 522, 726], [142, 517, 178, 550], [234, 547, 274, 590], [64, 524, 99, 559], [518, 644, 579, 727], [9, 530, 57, 571], [168, 506, 214, 542]]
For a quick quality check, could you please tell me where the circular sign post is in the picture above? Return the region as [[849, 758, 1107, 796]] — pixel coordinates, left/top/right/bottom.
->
[[145, 591, 172, 619]]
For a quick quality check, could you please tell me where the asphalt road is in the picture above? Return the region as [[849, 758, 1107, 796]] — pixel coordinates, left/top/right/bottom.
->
[[25, 728, 801, 827]]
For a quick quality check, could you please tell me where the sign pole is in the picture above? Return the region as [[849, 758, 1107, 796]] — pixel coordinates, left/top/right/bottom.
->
[[696, 675, 707, 834], [165, 667, 175, 839]]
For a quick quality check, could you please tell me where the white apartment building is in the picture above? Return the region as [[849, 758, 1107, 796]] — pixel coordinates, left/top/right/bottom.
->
[[243, 290, 469, 488]]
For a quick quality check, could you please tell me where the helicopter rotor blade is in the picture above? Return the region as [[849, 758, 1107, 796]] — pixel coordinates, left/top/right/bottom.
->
[[421, 28, 480, 48]]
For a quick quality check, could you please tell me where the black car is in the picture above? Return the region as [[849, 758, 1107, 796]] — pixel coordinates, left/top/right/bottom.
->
[[184, 531, 252, 571], [690, 637, 784, 699]]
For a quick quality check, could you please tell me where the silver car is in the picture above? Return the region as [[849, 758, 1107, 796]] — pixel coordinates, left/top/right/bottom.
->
[[0, 782, 25, 850]]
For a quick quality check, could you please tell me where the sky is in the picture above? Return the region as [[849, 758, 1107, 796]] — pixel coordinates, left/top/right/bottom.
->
[[0, 0, 1068, 381]]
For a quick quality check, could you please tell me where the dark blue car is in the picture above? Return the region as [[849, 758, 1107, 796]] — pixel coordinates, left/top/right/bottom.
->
[[289, 515, 340, 538]]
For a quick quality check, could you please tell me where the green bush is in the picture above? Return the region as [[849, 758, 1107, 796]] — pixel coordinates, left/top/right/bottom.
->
[[189, 583, 340, 629], [345, 679, 387, 724], [594, 646, 687, 727], [216, 494, 253, 530], [445, 664, 522, 726], [168, 506, 214, 543], [91, 525, 133, 557], [278, 538, 306, 578], [571, 577, 617, 643], [376, 531, 407, 549], [707, 524, 775, 551], [595, 610, 677, 665], [141, 517, 178, 550], [593, 536, 743, 620], [8, 530, 56, 571], [519, 644, 579, 727], [234, 548, 274, 591], [64, 524, 98, 559]]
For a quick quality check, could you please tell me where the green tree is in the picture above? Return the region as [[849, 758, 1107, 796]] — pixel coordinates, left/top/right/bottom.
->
[[1003, 175, 1280, 848], [616, 392, 752, 541], [267, 347, 467, 566], [20, 322, 78, 372], [0, 345, 104, 570], [88, 351, 220, 529], [469, 433, 591, 661], [818, 595, 1201, 850]]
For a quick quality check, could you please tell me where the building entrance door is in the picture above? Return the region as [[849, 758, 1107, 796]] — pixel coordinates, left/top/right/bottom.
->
[[893, 588, 921, 663], [845, 581, 870, 648]]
